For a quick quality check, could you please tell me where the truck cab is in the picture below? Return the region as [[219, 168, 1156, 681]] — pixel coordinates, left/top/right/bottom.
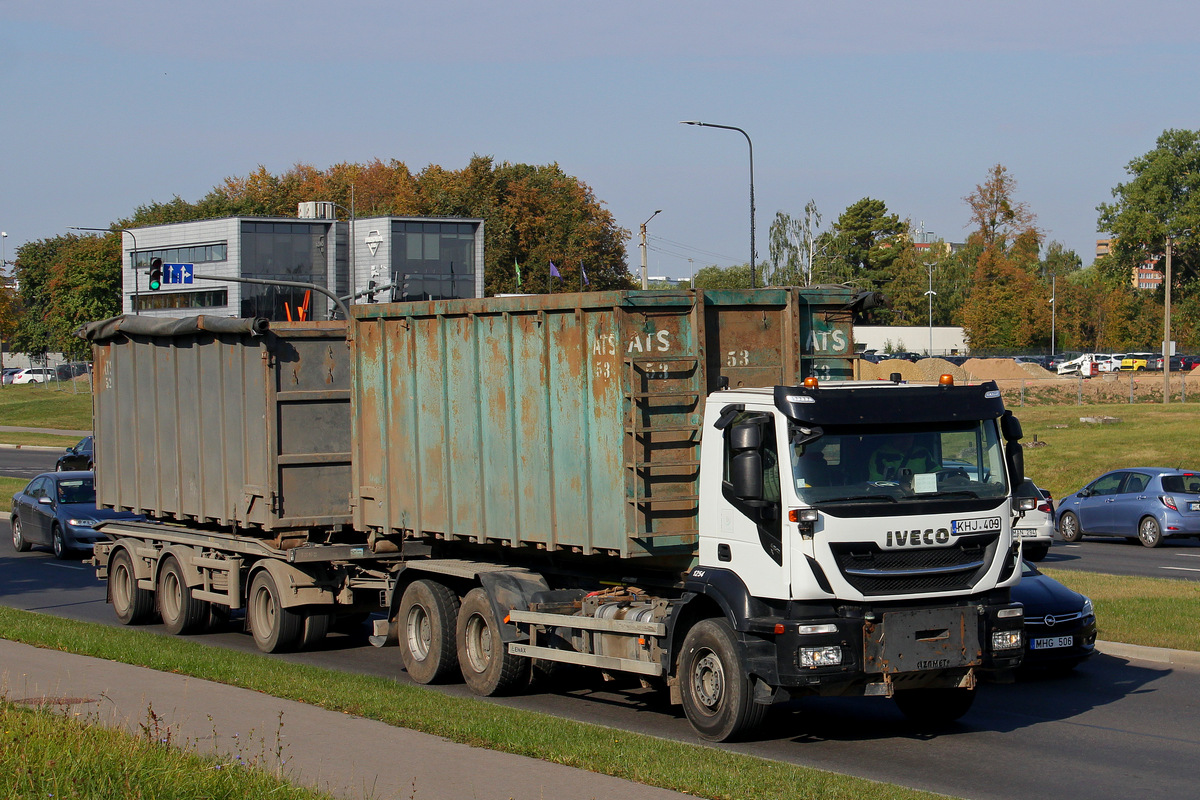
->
[[688, 376, 1026, 724]]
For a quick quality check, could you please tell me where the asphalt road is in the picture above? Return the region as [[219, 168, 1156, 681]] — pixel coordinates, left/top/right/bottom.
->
[[0, 447, 62, 481], [1041, 536, 1200, 581], [3, 519, 1199, 800]]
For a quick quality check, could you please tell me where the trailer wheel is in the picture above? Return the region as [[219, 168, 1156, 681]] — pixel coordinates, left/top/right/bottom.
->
[[678, 618, 766, 742], [301, 612, 333, 649], [110, 549, 155, 625], [456, 588, 529, 696], [893, 687, 976, 728], [399, 579, 461, 684], [158, 557, 210, 635], [248, 570, 303, 653]]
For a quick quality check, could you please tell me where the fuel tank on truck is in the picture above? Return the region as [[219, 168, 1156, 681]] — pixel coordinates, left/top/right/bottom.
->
[[80, 315, 353, 545], [349, 287, 858, 567]]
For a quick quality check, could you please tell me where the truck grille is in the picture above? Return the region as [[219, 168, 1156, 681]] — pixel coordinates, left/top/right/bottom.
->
[[829, 533, 1000, 596]]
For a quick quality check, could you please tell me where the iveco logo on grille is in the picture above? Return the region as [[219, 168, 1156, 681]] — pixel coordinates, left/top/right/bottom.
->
[[885, 529, 951, 547]]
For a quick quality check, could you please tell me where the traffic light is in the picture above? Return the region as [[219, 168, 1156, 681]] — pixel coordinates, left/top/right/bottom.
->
[[147, 258, 163, 291]]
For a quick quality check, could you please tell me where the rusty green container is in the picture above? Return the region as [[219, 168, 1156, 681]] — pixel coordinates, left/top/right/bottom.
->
[[350, 287, 856, 560]]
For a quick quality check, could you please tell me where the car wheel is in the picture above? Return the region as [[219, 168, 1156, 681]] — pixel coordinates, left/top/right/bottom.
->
[[12, 517, 31, 552], [51, 525, 69, 560], [1138, 516, 1164, 548], [1058, 512, 1082, 543], [1024, 543, 1049, 561], [55, 462, 64, 472]]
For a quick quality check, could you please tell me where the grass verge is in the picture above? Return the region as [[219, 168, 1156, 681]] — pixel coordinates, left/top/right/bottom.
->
[[1, 475, 27, 499], [1044, 568, 1200, 652], [0, 699, 333, 800], [0, 384, 92, 433], [1015, 403, 1200, 500], [0, 607, 953, 800]]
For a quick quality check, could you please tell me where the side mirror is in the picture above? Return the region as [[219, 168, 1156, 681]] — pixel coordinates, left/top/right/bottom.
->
[[38, 496, 53, 506], [730, 451, 763, 501], [1001, 410, 1023, 442], [1005, 440, 1024, 488]]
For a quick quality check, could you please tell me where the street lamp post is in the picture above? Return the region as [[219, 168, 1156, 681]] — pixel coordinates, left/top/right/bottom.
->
[[924, 262, 936, 356], [1164, 235, 1174, 404], [680, 121, 756, 288], [639, 209, 662, 289]]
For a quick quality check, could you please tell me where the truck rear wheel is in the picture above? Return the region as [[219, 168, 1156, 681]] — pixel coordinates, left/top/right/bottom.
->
[[399, 579, 461, 684], [301, 612, 333, 649], [893, 687, 976, 728], [456, 588, 528, 696], [248, 570, 303, 653], [158, 557, 210, 635], [110, 549, 155, 625], [678, 618, 767, 742]]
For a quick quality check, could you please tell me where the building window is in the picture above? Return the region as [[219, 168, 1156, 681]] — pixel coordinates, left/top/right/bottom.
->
[[391, 221, 476, 301], [132, 243, 228, 267], [134, 289, 229, 311], [239, 221, 331, 319]]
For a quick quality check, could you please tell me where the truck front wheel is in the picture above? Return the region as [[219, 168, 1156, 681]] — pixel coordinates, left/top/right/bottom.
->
[[456, 588, 528, 696], [678, 618, 767, 742], [893, 687, 976, 728], [248, 570, 304, 653], [399, 579, 461, 684]]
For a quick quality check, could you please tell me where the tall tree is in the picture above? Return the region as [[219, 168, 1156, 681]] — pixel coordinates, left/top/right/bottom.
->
[[765, 200, 821, 286], [964, 164, 1038, 249], [1096, 128, 1200, 287], [692, 264, 754, 290], [815, 198, 905, 289]]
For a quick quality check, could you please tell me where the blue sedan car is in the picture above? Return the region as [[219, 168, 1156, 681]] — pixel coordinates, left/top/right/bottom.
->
[[10, 471, 143, 559], [1057, 468, 1200, 548]]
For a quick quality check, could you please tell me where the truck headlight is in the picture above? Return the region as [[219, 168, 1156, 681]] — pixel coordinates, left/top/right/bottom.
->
[[799, 646, 843, 667], [992, 630, 1023, 650]]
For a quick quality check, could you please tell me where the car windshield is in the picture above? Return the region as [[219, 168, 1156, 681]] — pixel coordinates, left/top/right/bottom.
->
[[56, 478, 97, 505], [1161, 474, 1200, 494], [790, 419, 1008, 505]]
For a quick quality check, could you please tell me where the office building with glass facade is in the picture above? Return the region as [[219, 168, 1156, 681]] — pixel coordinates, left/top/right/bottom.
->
[[122, 210, 484, 320]]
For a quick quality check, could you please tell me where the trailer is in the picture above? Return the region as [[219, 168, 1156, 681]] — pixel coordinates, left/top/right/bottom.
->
[[84, 288, 1028, 741]]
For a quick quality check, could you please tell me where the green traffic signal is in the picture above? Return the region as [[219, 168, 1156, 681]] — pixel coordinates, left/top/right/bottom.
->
[[148, 257, 162, 291]]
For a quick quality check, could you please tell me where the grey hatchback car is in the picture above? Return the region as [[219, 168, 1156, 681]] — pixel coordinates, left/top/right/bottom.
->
[[1057, 468, 1200, 547]]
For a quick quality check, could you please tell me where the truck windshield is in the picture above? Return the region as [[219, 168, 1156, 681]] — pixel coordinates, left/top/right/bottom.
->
[[789, 420, 1008, 505]]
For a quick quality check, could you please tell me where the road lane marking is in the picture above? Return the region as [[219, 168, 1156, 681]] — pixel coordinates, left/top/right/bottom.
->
[[1161, 566, 1200, 573], [45, 563, 89, 571]]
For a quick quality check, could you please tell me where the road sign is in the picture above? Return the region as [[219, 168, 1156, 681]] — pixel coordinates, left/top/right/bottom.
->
[[162, 263, 194, 285]]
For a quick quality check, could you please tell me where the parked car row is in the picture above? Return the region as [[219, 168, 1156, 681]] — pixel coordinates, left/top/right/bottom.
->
[[2, 364, 93, 384]]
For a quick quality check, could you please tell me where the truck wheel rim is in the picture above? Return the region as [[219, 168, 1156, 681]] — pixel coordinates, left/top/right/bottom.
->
[[162, 570, 182, 621], [405, 604, 432, 661], [112, 563, 131, 610], [253, 585, 276, 636], [464, 613, 492, 673], [692, 650, 725, 711]]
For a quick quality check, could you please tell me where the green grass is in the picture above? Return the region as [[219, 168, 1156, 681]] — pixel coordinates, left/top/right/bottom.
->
[[0, 384, 93, 432], [0, 607, 954, 800], [1045, 568, 1200, 652], [1, 475, 27, 498], [0, 700, 333, 800], [1016, 403, 1200, 500]]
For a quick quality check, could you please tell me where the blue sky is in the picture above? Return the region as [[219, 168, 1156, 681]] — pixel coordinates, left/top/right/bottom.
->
[[3, 1, 1200, 278]]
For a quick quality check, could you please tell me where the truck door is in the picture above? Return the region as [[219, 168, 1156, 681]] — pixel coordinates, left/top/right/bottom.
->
[[706, 410, 790, 599]]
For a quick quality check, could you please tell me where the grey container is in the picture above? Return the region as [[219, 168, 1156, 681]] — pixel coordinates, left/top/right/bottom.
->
[[83, 315, 352, 538]]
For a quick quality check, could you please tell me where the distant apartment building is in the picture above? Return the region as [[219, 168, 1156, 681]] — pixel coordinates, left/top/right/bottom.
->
[[1096, 237, 1164, 290], [121, 204, 484, 321]]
